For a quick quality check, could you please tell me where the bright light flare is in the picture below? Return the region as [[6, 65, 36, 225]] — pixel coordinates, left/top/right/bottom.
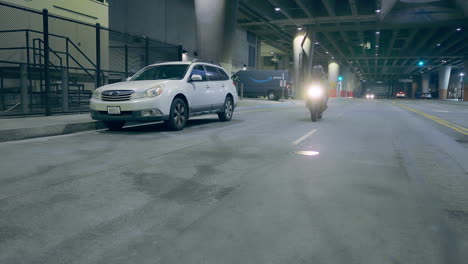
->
[[307, 86, 323, 98]]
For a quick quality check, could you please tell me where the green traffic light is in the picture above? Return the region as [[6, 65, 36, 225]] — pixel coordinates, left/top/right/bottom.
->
[[418, 61, 424, 66], [338, 76, 343, 81]]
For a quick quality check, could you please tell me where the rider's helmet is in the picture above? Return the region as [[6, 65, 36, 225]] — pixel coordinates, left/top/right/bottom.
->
[[311, 65, 325, 79]]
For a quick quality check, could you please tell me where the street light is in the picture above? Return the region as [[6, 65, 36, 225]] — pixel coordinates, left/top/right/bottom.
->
[[418, 61, 424, 66]]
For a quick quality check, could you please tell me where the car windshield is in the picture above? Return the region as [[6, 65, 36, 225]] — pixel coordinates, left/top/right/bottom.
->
[[131, 65, 189, 81]]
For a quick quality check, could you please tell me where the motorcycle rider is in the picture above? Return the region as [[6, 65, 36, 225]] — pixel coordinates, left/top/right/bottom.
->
[[308, 65, 329, 113]]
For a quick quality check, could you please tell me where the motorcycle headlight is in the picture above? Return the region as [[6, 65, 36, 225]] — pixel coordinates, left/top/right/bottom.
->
[[307, 86, 323, 98], [134, 84, 165, 99], [92, 89, 100, 100]]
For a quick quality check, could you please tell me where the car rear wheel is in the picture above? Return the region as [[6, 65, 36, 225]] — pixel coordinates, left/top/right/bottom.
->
[[103, 121, 125, 131], [218, 97, 234, 122], [165, 98, 188, 131], [267, 91, 278, 101]]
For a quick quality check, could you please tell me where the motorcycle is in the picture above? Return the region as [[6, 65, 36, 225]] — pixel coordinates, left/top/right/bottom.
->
[[306, 84, 326, 122]]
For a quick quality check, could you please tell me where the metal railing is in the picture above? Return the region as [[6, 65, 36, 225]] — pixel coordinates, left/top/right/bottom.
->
[[0, 0, 182, 117]]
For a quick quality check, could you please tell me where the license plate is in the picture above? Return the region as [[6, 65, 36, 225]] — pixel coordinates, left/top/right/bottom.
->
[[107, 106, 121, 115]]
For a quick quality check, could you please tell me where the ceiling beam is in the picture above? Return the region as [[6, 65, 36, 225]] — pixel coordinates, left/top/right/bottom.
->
[[239, 18, 468, 32], [350, 56, 462, 60], [434, 34, 468, 56], [398, 29, 441, 71], [322, 32, 347, 61], [349, 0, 358, 16], [239, 3, 292, 42], [293, 0, 313, 19], [239, 15, 376, 27], [267, 0, 300, 27], [320, 0, 336, 16]]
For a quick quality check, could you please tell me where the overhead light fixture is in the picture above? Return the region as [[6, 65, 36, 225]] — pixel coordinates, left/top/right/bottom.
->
[[375, 9, 381, 13], [331, 56, 335, 59], [418, 61, 424, 66], [270, 51, 275, 55], [297, 27, 303, 31], [437, 43, 441, 47], [461, 73, 465, 77], [456, 28, 462, 31], [442, 60, 447, 63], [315, 41, 319, 45], [375, 53, 378, 56], [376, 31, 380, 35], [275, 7, 281, 11], [375, 45, 379, 48], [325, 51, 329, 54]]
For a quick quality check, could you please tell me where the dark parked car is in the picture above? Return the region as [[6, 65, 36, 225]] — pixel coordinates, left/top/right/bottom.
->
[[232, 70, 291, 100]]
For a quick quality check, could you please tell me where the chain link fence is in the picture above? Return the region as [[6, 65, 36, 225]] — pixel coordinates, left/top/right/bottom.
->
[[0, 1, 182, 117]]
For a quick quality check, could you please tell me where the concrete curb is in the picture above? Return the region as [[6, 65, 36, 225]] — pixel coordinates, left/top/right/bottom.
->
[[0, 121, 106, 143], [0, 101, 296, 143]]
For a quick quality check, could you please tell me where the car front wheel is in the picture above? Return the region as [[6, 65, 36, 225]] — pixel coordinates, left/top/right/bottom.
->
[[218, 97, 234, 122], [165, 98, 188, 131]]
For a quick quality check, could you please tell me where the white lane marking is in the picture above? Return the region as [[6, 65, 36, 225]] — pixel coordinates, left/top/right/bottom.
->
[[433, 110, 450, 113], [292, 128, 318, 145]]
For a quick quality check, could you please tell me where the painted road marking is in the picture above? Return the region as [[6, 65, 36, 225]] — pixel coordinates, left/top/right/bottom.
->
[[433, 110, 451, 113], [292, 129, 318, 145], [393, 102, 468, 135]]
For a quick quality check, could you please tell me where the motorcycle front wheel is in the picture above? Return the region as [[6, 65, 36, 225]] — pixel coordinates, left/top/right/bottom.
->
[[310, 104, 319, 122]]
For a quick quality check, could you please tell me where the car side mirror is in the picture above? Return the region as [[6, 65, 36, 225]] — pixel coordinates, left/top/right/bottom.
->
[[125, 77, 132, 82], [190, 74, 203, 82]]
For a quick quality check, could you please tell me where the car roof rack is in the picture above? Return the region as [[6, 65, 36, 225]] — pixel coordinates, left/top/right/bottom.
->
[[191, 59, 221, 66]]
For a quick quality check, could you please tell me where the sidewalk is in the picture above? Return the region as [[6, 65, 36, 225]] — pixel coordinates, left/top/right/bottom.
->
[[0, 99, 294, 142]]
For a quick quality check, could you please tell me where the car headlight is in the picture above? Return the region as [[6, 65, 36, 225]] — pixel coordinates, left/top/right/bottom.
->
[[307, 86, 323, 98], [134, 84, 165, 99], [92, 89, 100, 100], [371, 94, 375, 99]]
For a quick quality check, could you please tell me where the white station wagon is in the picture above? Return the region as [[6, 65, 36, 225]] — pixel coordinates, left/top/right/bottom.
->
[[90, 61, 238, 130]]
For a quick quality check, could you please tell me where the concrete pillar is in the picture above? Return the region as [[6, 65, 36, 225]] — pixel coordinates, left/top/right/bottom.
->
[[412, 81, 417, 98], [61, 69, 69, 112], [20, 64, 29, 114], [194, 0, 238, 71], [256, 40, 262, 70], [340, 67, 351, 97], [328, 62, 339, 97], [422, 73, 430, 94], [280, 55, 290, 71], [345, 74, 355, 97], [463, 59, 468, 101], [438, 66, 451, 100], [293, 29, 315, 98]]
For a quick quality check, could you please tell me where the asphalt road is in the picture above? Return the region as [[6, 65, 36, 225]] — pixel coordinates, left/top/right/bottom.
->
[[1, 99, 468, 264]]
